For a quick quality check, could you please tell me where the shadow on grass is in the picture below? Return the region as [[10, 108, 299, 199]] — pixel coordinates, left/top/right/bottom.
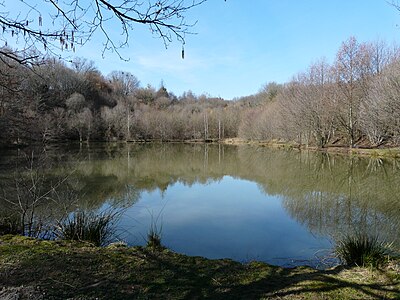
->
[[221, 266, 397, 299], [137, 251, 398, 299], [0, 237, 398, 299]]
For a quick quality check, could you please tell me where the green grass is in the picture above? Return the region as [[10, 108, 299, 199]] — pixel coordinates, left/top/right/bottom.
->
[[0, 235, 399, 299]]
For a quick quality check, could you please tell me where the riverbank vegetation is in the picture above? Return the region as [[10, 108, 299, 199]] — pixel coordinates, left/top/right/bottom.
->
[[55, 210, 122, 247], [1, 37, 400, 150], [334, 233, 393, 268], [0, 235, 399, 299]]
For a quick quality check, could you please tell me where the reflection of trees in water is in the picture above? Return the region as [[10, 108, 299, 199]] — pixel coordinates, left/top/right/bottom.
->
[[0, 148, 140, 236], [230, 148, 400, 246], [75, 145, 400, 243], [283, 192, 400, 244], [1, 144, 399, 245], [0, 151, 78, 236], [269, 153, 400, 246]]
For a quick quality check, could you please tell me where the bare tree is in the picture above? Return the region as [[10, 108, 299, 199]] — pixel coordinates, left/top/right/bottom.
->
[[368, 39, 400, 75], [297, 60, 337, 147], [0, 0, 209, 65], [65, 92, 93, 142], [334, 37, 373, 147], [361, 61, 400, 146], [0, 151, 75, 237], [108, 71, 140, 96]]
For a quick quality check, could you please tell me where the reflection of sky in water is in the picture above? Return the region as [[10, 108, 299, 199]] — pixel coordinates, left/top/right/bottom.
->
[[1, 144, 398, 268], [119, 176, 332, 267]]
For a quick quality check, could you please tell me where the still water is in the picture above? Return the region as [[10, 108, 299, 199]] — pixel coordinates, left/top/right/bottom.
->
[[0, 143, 399, 268]]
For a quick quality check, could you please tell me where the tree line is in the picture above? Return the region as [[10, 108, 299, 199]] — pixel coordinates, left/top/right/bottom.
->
[[238, 37, 400, 148], [0, 53, 240, 146], [1, 36, 400, 148]]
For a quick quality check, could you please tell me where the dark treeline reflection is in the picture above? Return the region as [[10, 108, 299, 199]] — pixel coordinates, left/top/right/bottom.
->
[[0, 143, 399, 246]]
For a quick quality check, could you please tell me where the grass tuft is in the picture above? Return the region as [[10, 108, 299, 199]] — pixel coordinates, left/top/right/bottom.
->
[[55, 210, 119, 246], [334, 233, 390, 268], [146, 227, 163, 250]]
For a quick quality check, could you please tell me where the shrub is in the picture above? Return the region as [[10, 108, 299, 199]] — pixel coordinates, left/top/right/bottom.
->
[[0, 216, 22, 235], [334, 233, 389, 267]]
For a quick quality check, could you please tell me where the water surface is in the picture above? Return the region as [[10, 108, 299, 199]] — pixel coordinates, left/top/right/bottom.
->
[[1, 143, 399, 267]]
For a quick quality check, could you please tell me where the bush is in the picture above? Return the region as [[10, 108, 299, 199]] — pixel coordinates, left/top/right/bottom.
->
[[334, 233, 389, 267], [0, 216, 22, 236]]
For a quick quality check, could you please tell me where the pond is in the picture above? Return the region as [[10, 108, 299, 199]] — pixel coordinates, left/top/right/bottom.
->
[[0, 143, 399, 268]]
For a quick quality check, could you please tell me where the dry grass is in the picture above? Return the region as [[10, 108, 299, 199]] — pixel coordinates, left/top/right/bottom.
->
[[220, 138, 400, 158]]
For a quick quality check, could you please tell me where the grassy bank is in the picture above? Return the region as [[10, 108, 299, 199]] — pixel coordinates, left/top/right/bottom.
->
[[222, 138, 400, 158], [0, 235, 399, 299]]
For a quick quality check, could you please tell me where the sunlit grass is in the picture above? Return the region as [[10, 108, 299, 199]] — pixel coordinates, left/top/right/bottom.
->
[[1, 235, 399, 299]]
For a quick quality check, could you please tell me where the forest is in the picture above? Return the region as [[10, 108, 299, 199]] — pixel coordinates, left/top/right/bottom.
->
[[1, 36, 400, 148]]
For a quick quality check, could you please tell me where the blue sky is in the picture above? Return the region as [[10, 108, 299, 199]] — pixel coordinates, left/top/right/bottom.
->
[[10, 0, 400, 99], [120, 0, 398, 99]]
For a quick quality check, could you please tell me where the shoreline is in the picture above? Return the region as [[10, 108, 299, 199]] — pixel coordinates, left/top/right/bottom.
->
[[0, 235, 399, 299], [2, 138, 400, 159], [220, 138, 400, 158]]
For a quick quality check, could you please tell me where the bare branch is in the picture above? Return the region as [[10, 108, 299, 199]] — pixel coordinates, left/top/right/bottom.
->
[[0, 0, 209, 64]]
